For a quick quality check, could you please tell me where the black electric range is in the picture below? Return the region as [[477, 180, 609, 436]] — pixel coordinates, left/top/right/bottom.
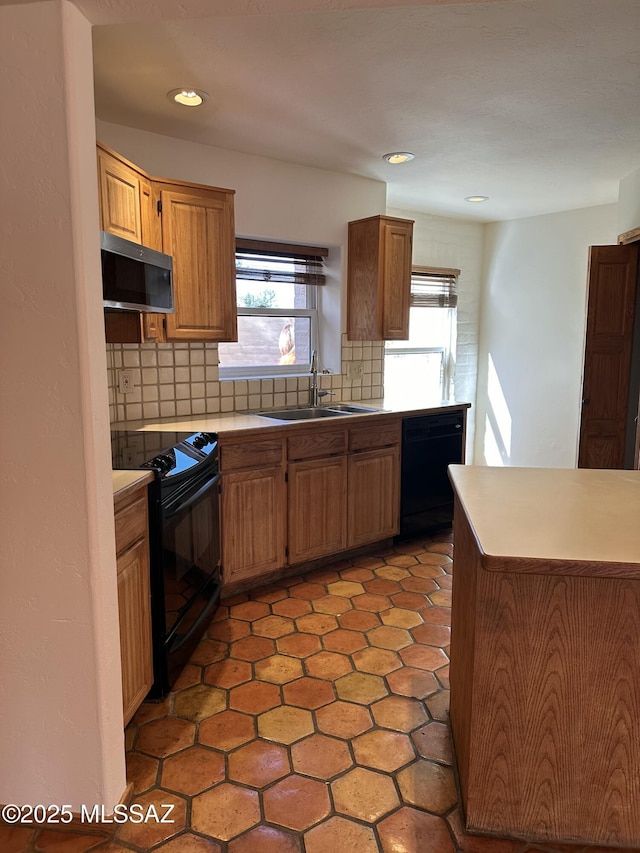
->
[[111, 430, 222, 697]]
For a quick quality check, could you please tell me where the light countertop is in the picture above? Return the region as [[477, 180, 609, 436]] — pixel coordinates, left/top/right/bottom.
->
[[111, 396, 471, 439], [112, 469, 153, 496], [449, 465, 640, 577]]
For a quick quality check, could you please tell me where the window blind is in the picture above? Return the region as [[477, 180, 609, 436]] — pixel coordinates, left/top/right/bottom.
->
[[235, 238, 328, 286], [410, 265, 459, 309]]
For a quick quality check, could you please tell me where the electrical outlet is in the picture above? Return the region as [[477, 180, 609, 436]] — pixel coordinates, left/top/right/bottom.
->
[[122, 446, 136, 466], [118, 369, 135, 394], [347, 360, 364, 380]]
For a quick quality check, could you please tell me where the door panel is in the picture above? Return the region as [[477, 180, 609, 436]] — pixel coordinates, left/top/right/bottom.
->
[[160, 186, 237, 342], [221, 466, 286, 583], [578, 244, 639, 469], [288, 456, 347, 563]]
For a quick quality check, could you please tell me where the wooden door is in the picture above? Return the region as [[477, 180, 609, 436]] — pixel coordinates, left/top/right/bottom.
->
[[578, 244, 639, 468], [97, 147, 142, 244], [160, 185, 237, 342], [288, 456, 347, 563], [347, 447, 400, 547], [221, 466, 286, 585], [117, 538, 153, 725], [381, 218, 413, 340]]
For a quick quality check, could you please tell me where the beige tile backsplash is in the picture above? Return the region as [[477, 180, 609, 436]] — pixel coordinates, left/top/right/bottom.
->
[[107, 335, 384, 423]]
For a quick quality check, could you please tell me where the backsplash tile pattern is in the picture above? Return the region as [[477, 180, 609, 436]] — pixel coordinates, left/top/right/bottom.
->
[[107, 336, 384, 424]]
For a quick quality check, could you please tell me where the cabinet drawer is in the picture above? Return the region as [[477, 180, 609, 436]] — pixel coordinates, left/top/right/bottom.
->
[[349, 420, 400, 452], [115, 496, 147, 557], [221, 439, 283, 471], [288, 428, 347, 461]]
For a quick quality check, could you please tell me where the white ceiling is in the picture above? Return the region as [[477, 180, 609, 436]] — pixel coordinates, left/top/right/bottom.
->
[[91, 0, 640, 222]]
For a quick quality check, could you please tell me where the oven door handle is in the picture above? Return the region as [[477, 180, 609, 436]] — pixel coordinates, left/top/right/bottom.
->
[[168, 580, 222, 654], [162, 473, 220, 520]]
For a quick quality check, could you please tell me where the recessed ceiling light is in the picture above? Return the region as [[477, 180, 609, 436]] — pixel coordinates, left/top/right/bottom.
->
[[382, 152, 415, 164], [465, 195, 489, 203], [167, 88, 208, 107]]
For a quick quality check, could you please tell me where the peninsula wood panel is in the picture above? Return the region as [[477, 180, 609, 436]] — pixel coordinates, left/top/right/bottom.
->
[[450, 507, 640, 847], [449, 501, 479, 809], [288, 456, 348, 563]]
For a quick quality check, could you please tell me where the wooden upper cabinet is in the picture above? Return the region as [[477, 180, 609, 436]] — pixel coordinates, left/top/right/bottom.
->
[[347, 215, 413, 341], [97, 145, 143, 244], [99, 144, 165, 343], [97, 142, 238, 345], [159, 183, 237, 343]]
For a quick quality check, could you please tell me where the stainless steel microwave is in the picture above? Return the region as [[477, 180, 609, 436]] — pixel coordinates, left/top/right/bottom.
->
[[101, 231, 174, 313]]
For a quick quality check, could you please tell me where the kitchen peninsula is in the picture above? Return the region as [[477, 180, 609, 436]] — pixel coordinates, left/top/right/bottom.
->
[[448, 465, 640, 849]]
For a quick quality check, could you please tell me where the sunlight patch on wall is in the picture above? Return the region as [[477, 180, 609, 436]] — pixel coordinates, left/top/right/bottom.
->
[[483, 353, 512, 466]]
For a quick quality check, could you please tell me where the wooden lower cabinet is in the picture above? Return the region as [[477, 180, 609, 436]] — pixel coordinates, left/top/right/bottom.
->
[[288, 456, 348, 564], [219, 418, 401, 591], [117, 539, 153, 725], [221, 465, 287, 585], [114, 483, 153, 726], [347, 446, 400, 547]]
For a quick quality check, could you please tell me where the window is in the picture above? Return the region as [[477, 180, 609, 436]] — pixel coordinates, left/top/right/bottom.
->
[[218, 239, 327, 379], [384, 266, 458, 400]]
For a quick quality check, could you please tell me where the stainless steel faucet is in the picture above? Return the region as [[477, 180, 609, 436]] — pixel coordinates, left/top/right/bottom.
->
[[309, 350, 334, 407], [310, 350, 320, 407]]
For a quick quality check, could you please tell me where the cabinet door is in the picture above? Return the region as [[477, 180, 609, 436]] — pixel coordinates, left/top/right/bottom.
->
[[348, 446, 400, 548], [139, 177, 165, 343], [288, 456, 347, 563], [347, 215, 413, 341], [117, 538, 153, 726], [381, 219, 412, 339], [221, 465, 286, 585], [160, 185, 237, 342], [578, 243, 640, 469], [97, 147, 142, 244]]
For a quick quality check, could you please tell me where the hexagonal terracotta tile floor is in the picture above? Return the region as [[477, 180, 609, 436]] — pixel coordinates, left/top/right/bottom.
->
[[7, 529, 611, 853]]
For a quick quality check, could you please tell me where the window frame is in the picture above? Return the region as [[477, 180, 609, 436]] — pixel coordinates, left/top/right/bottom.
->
[[218, 239, 325, 380], [384, 266, 459, 400]]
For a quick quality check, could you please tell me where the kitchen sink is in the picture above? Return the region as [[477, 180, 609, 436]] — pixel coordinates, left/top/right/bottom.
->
[[255, 404, 383, 421], [324, 404, 383, 414], [256, 407, 349, 420]]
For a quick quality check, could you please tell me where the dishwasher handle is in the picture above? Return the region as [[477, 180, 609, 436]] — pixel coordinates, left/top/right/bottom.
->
[[402, 413, 464, 442]]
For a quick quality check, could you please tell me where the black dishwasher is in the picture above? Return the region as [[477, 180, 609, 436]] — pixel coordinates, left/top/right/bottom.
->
[[399, 411, 465, 537]]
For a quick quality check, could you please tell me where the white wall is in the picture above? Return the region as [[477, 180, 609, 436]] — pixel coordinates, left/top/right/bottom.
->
[[476, 204, 618, 468], [618, 166, 640, 236], [0, 1, 125, 808], [388, 209, 484, 458], [96, 121, 387, 373]]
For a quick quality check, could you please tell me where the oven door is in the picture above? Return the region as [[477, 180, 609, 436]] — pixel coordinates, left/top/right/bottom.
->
[[157, 462, 221, 689]]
